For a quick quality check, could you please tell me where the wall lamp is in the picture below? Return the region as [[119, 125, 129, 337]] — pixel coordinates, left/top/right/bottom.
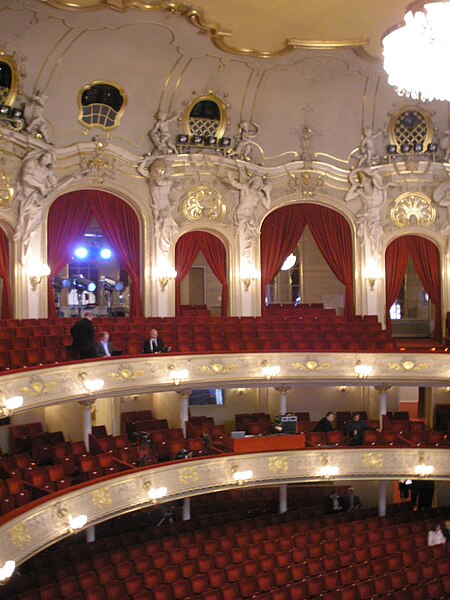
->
[[414, 452, 434, 477], [0, 560, 15, 583], [319, 455, 340, 479], [26, 262, 51, 291], [240, 267, 259, 292], [261, 360, 280, 380], [143, 480, 168, 503], [56, 503, 88, 532], [0, 395, 23, 417], [231, 465, 253, 485], [366, 277, 377, 292], [168, 365, 189, 386], [154, 267, 177, 292], [78, 372, 105, 394], [355, 360, 373, 379]]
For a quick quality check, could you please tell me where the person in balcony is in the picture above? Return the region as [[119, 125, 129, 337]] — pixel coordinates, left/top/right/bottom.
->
[[428, 523, 446, 546], [96, 331, 116, 357], [442, 519, 450, 542], [143, 328, 165, 353], [313, 411, 335, 433], [345, 412, 376, 445], [70, 311, 99, 359]]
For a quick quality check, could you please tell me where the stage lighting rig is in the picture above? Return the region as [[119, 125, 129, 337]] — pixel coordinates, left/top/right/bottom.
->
[[99, 277, 125, 316]]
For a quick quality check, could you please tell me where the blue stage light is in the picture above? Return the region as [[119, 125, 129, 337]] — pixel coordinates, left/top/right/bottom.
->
[[74, 247, 88, 259], [100, 248, 112, 259]]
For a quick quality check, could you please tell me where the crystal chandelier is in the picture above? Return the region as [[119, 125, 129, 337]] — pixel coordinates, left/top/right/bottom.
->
[[382, 1, 450, 102]]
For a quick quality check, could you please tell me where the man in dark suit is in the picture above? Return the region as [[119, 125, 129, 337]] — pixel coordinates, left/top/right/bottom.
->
[[313, 411, 335, 433], [70, 311, 98, 359], [143, 328, 165, 353], [97, 331, 116, 357]]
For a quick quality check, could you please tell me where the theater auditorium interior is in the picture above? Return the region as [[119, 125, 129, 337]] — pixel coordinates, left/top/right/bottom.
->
[[0, 1, 449, 599]]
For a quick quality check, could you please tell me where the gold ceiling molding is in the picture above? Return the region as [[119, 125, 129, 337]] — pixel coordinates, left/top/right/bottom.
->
[[40, 1, 369, 59]]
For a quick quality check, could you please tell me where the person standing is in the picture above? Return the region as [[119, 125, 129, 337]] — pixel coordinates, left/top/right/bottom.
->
[[313, 412, 335, 433], [70, 311, 98, 359], [143, 328, 165, 353]]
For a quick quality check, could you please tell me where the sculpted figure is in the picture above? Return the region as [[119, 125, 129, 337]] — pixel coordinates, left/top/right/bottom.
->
[[228, 172, 271, 261], [149, 110, 179, 155], [231, 120, 260, 161], [14, 150, 57, 256], [24, 91, 51, 144], [14, 150, 91, 259], [440, 130, 450, 163], [355, 127, 383, 168], [345, 167, 395, 253], [138, 157, 180, 255], [433, 178, 450, 235]]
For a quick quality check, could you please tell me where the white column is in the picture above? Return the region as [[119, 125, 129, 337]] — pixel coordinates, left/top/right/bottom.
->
[[177, 390, 191, 436], [86, 526, 95, 543], [275, 386, 291, 415], [374, 385, 391, 430], [79, 399, 95, 451], [182, 497, 191, 521], [279, 484, 287, 514], [378, 480, 387, 517]]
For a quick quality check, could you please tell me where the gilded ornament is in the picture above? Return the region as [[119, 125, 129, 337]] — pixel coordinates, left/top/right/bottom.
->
[[268, 456, 288, 473], [92, 487, 113, 508], [198, 360, 235, 375], [20, 375, 55, 396], [178, 466, 199, 484], [388, 361, 428, 371], [10, 522, 31, 547], [110, 363, 144, 381], [390, 192, 435, 228], [0, 169, 14, 208], [183, 186, 226, 222], [362, 453, 383, 468], [292, 359, 330, 371]]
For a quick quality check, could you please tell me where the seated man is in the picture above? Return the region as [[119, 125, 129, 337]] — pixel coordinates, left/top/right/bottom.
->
[[345, 412, 375, 445], [97, 331, 116, 357], [143, 328, 166, 353]]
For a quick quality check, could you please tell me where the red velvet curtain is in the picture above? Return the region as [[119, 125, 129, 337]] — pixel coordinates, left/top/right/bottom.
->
[[47, 195, 92, 317], [47, 190, 143, 317], [384, 237, 410, 335], [175, 233, 201, 315], [175, 231, 228, 316], [260, 205, 307, 305], [261, 204, 354, 316], [409, 237, 442, 339], [0, 227, 12, 318], [196, 232, 228, 316], [302, 204, 355, 318], [88, 191, 142, 317], [385, 235, 442, 338]]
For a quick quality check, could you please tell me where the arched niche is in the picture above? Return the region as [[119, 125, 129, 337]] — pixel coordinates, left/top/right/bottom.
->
[[260, 203, 354, 317], [47, 190, 143, 318], [385, 234, 442, 340], [174, 230, 229, 317]]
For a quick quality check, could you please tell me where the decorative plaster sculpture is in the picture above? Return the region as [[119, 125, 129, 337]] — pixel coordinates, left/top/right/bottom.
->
[[354, 127, 383, 168], [231, 120, 260, 161], [138, 157, 180, 255], [228, 171, 271, 262], [14, 150, 90, 260], [433, 178, 450, 235], [440, 130, 450, 163], [23, 91, 52, 144], [149, 111, 179, 155], [345, 167, 395, 253]]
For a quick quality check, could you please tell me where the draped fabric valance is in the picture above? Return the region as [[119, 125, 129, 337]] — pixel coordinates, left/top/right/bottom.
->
[[0, 227, 12, 319], [47, 190, 142, 317], [175, 231, 228, 316], [261, 204, 354, 317], [385, 235, 442, 339]]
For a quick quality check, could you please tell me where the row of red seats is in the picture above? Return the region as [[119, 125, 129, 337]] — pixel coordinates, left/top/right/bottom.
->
[[10, 508, 448, 600]]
